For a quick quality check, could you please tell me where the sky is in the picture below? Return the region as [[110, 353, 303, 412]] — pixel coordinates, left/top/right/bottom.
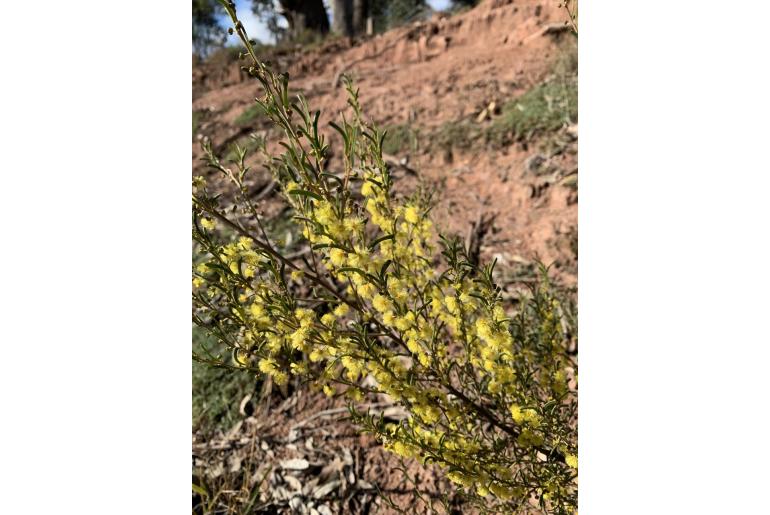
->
[[220, 0, 452, 45]]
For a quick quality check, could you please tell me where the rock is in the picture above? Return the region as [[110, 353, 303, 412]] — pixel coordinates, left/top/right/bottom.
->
[[561, 174, 578, 188], [524, 153, 547, 175]]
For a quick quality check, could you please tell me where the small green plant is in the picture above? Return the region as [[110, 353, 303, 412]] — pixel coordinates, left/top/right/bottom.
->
[[435, 119, 478, 152], [193, 326, 258, 435], [387, 50, 577, 156], [487, 77, 577, 146], [193, 109, 204, 138], [381, 123, 420, 155], [192, 3, 577, 513], [223, 133, 263, 162], [234, 103, 267, 127]]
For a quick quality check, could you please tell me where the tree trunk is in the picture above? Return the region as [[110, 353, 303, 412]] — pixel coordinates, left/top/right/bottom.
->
[[332, 0, 353, 37], [279, 0, 330, 40], [353, 0, 368, 35]]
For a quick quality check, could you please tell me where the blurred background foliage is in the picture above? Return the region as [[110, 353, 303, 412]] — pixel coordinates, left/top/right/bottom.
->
[[193, 0, 481, 57]]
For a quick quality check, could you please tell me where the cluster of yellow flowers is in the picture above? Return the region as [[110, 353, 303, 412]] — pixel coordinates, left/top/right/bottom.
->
[[193, 155, 576, 509], [192, 13, 577, 511]]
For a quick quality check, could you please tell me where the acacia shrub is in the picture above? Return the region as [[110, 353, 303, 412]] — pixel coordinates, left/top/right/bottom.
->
[[192, 2, 577, 512]]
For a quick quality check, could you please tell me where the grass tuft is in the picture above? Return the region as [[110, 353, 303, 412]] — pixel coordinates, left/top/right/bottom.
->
[[486, 77, 577, 146], [381, 123, 420, 155], [192, 327, 259, 435], [234, 104, 267, 127]]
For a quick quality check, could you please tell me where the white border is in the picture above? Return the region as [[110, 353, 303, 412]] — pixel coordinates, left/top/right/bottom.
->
[[2, 1, 190, 512], [581, 0, 770, 512], [2, 0, 770, 512]]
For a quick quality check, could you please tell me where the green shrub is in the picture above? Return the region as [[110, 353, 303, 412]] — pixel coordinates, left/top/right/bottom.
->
[[381, 123, 420, 155], [192, 3, 577, 513], [435, 119, 478, 152], [234, 103, 267, 127], [487, 65, 577, 146]]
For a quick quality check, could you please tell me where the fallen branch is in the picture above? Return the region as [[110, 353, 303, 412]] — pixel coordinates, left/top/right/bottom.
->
[[466, 211, 497, 266], [249, 180, 277, 201], [290, 402, 394, 432]]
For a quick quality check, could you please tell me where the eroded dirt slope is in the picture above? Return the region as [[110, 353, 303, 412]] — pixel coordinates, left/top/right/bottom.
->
[[193, 0, 577, 285]]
